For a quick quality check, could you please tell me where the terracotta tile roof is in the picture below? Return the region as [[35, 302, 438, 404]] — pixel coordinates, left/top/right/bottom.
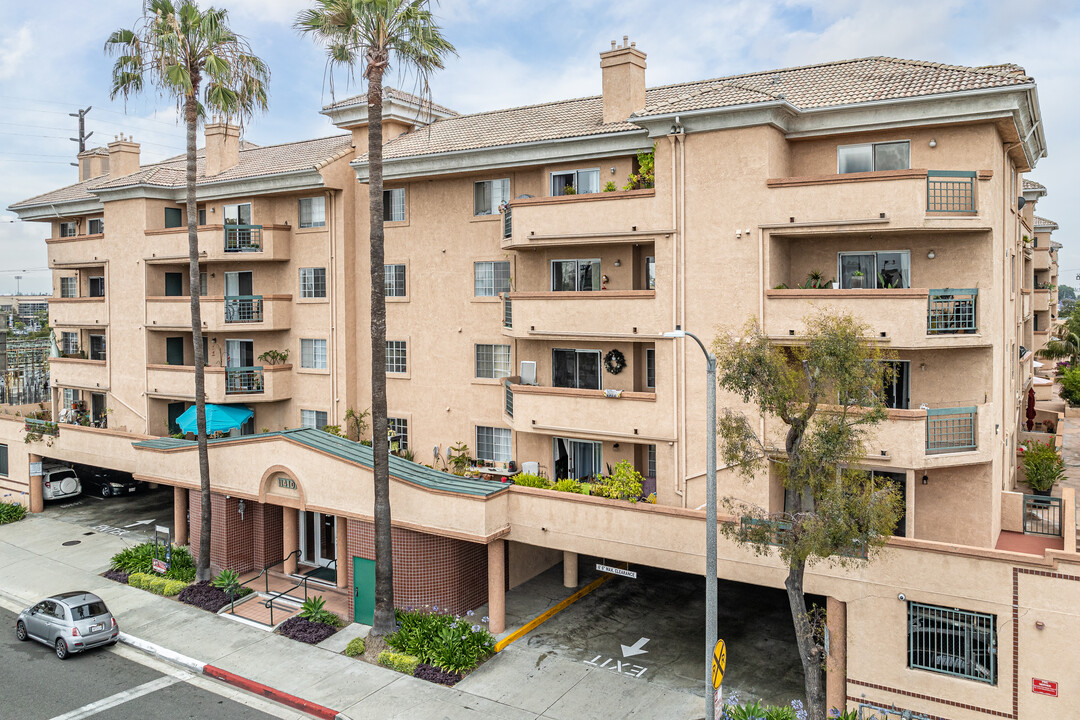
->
[[8, 176, 111, 209], [1023, 178, 1046, 191], [1034, 216, 1059, 229], [321, 86, 459, 117]]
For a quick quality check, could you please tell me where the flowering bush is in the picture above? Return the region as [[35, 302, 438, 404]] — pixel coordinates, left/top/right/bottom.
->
[[386, 606, 496, 674], [278, 616, 338, 644]]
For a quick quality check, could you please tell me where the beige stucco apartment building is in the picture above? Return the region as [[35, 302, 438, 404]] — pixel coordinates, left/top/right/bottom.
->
[[4, 41, 1078, 717]]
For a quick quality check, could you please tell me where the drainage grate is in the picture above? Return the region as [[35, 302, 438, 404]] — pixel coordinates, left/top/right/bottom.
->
[[62, 540, 81, 547]]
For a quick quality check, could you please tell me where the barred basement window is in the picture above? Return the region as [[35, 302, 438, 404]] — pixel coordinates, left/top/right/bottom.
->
[[908, 602, 996, 684]]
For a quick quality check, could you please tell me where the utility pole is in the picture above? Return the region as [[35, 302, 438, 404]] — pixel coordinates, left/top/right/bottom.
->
[[14, 275, 23, 295], [69, 106, 93, 166]]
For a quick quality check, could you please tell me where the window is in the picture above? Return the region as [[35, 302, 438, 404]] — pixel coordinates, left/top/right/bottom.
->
[[299, 197, 326, 228], [837, 141, 910, 174], [553, 437, 601, 480], [552, 349, 601, 390], [87, 218, 104, 235], [474, 261, 511, 297], [551, 259, 600, 292], [59, 221, 76, 237], [475, 344, 511, 379], [647, 444, 656, 479], [223, 203, 252, 226], [474, 178, 510, 216], [388, 417, 409, 450], [164, 208, 183, 228], [385, 264, 406, 297], [198, 207, 206, 226], [550, 168, 600, 195], [62, 388, 80, 407], [0, 443, 7, 476], [89, 335, 106, 361], [386, 341, 407, 374], [301, 410, 327, 429], [60, 277, 77, 298], [645, 348, 655, 389], [383, 188, 405, 222], [199, 272, 208, 297], [61, 332, 78, 356], [300, 338, 327, 369], [89, 276, 105, 298], [908, 602, 996, 684], [476, 426, 511, 463], [645, 256, 656, 290], [300, 268, 327, 299], [838, 251, 910, 290]]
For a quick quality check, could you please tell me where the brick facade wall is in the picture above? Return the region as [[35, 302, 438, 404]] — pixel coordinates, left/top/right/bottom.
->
[[252, 502, 283, 570], [187, 491, 256, 574]]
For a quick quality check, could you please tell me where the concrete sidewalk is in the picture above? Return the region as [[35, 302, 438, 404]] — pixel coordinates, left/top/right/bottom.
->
[[0, 515, 705, 720]]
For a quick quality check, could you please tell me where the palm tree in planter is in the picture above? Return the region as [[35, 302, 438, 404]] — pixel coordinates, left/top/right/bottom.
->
[[295, 0, 455, 637], [107, 0, 269, 581]]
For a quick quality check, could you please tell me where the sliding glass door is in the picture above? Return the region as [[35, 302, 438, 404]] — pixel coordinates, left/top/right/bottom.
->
[[552, 349, 601, 390], [553, 438, 602, 481]]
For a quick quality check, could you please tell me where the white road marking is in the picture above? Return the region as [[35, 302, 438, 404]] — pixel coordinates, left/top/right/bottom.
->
[[47, 671, 191, 720], [620, 637, 650, 657]]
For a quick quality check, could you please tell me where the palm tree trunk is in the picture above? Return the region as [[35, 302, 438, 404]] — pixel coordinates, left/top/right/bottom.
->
[[367, 65, 394, 636], [184, 88, 212, 583], [785, 560, 826, 720]]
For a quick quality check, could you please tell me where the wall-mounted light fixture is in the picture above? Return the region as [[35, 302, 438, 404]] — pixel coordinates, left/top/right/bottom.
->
[[613, 259, 622, 267], [927, 250, 936, 259], [929, 139, 937, 148], [922, 474, 929, 485], [237, 498, 246, 520]]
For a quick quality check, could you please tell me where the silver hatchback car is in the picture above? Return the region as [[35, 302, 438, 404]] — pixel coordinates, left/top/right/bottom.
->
[[15, 591, 119, 659]]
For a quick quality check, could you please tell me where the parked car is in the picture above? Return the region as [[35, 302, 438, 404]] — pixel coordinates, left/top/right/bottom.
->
[[40, 462, 81, 501], [15, 591, 118, 659], [72, 464, 140, 498]]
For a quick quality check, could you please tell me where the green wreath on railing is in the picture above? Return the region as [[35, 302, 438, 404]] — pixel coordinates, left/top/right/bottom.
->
[[604, 349, 626, 375]]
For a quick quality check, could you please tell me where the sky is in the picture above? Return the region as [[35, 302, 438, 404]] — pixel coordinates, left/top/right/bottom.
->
[[1, 0, 1078, 294]]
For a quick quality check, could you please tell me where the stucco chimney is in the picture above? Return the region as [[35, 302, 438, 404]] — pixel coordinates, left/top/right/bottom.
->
[[77, 148, 110, 182], [204, 120, 240, 176], [600, 36, 647, 124], [106, 134, 141, 178]]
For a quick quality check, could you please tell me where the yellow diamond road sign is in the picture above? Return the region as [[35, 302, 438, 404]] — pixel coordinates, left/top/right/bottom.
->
[[712, 639, 726, 689]]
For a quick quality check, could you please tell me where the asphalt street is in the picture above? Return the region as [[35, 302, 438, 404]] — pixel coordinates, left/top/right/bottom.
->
[[1, 606, 308, 720]]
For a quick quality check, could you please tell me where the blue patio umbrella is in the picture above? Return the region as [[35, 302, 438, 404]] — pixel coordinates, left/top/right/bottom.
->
[[175, 404, 253, 435]]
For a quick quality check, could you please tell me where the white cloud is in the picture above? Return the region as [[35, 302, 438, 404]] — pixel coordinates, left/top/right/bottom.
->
[[0, 26, 33, 80]]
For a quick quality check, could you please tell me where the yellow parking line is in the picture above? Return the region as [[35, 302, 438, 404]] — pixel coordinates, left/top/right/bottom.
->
[[494, 570, 620, 653]]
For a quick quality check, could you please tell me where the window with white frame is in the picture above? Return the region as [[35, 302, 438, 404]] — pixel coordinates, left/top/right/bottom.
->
[[61, 332, 78, 355], [0, 443, 7, 476], [645, 348, 655, 389], [89, 335, 106, 361], [62, 388, 80, 407], [475, 344, 511, 379], [199, 272, 208, 296], [89, 276, 105, 298], [300, 338, 327, 369], [837, 141, 910, 174], [301, 409, 327, 429], [837, 251, 911, 289], [647, 444, 656, 478], [59, 221, 76, 237], [388, 417, 409, 450], [300, 268, 327, 298], [60, 277, 77, 298], [474, 178, 510, 216], [551, 259, 600, 292], [385, 264, 406, 297], [383, 188, 405, 222], [386, 341, 407, 374], [474, 261, 511, 297], [550, 168, 600, 195], [299, 197, 326, 228], [476, 426, 511, 463], [87, 218, 104, 235], [645, 256, 656, 290], [552, 348, 601, 390]]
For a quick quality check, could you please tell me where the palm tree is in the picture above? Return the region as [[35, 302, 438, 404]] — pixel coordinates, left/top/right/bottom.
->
[[296, 0, 454, 636], [107, 1, 269, 581]]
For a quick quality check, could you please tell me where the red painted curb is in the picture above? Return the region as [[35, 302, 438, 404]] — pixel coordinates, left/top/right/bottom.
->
[[203, 664, 339, 720]]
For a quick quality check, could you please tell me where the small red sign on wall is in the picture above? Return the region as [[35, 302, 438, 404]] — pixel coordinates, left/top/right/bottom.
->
[[1032, 678, 1058, 697]]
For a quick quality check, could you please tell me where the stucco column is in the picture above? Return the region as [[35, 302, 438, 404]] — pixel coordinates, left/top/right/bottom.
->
[[335, 516, 348, 589], [905, 470, 916, 539], [487, 539, 506, 634], [563, 551, 578, 588], [826, 597, 847, 713], [173, 486, 188, 546], [27, 453, 43, 514], [282, 506, 298, 575]]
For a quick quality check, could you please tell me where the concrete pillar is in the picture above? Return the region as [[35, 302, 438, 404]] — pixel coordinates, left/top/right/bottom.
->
[[335, 516, 348, 589], [826, 597, 847, 713], [27, 453, 43, 514], [282, 507, 298, 575], [563, 550, 578, 588], [173, 487, 188, 545], [487, 539, 506, 634]]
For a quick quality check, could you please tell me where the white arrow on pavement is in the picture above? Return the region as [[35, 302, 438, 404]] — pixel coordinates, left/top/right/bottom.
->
[[621, 637, 650, 658], [124, 519, 155, 528]]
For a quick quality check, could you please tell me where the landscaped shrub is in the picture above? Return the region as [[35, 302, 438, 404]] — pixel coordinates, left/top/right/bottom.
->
[[278, 616, 338, 644], [103, 568, 130, 584], [551, 478, 586, 494], [110, 541, 196, 582], [414, 662, 462, 685], [378, 650, 420, 675], [0, 500, 27, 524], [1061, 365, 1080, 406], [299, 595, 342, 627], [387, 607, 495, 674], [344, 637, 366, 657], [1022, 440, 1066, 492], [178, 581, 231, 612], [128, 572, 190, 596], [513, 473, 552, 489], [595, 460, 644, 502]]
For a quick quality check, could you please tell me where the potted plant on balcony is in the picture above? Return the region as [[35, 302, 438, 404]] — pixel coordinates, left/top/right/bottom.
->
[[849, 270, 865, 289], [1021, 440, 1065, 497]]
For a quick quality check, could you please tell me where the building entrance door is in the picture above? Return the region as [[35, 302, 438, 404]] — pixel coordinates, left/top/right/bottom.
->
[[353, 556, 375, 625], [299, 511, 336, 568]]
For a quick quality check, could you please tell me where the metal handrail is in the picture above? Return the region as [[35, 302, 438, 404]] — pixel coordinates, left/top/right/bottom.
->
[[228, 549, 302, 616], [225, 366, 264, 394], [224, 224, 263, 252], [224, 295, 264, 323]]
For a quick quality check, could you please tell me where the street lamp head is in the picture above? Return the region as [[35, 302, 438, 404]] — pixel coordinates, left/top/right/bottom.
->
[[663, 330, 686, 338]]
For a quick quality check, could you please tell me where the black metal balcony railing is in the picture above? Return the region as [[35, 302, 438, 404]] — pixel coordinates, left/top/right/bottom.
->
[[226, 366, 264, 394], [925, 406, 977, 453], [1023, 494, 1063, 537], [502, 206, 512, 239], [224, 295, 264, 323], [502, 294, 512, 329], [927, 171, 976, 213], [224, 224, 263, 252], [504, 379, 514, 418], [927, 289, 978, 334]]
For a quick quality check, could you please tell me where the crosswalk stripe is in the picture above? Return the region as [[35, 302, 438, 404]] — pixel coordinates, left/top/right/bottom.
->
[[48, 671, 192, 720]]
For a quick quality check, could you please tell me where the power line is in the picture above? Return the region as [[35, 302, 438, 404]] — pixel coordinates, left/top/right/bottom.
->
[[0, 95, 182, 127]]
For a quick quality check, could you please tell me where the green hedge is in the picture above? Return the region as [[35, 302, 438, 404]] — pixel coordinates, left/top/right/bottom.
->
[[377, 650, 419, 675], [110, 541, 196, 582], [0, 501, 27, 525], [344, 637, 366, 657], [128, 572, 189, 596]]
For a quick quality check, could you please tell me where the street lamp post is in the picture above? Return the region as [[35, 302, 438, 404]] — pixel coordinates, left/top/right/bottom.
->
[[664, 326, 718, 718]]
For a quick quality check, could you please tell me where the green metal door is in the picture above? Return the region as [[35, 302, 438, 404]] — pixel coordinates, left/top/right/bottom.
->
[[165, 272, 183, 296], [166, 337, 185, 366], [352, 556, 375, 625]]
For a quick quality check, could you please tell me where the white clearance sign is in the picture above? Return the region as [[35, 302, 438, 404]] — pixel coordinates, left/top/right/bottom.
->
[[596, 563, 637, 579]]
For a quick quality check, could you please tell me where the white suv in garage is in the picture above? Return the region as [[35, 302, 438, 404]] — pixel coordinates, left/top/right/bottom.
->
[[41, 463, 81, 501]]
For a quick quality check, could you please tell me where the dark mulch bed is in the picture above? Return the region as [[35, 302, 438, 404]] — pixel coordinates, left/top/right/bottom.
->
[[414, 663, 462, 686], [177, 581, 254, 613], [277, 616, 338, 644], [103, 569, 130, 584]]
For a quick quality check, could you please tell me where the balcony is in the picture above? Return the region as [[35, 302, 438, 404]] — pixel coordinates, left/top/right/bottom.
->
[[502, 189, 667, 250], [49, 357, 108, 391], [925, 171, 976, 213], [1034, 289, 1051, 313], [145, 363, 292, 403], [146, 295, 292, 332], [46, 232, 105, 268], [925, 406, 977, 454], [503, 290, 662, 339], [1033, 247, 1051, 271], [49, 297, 107, 329], [503, 381, 670, 442], [143, 224, 291, 263]]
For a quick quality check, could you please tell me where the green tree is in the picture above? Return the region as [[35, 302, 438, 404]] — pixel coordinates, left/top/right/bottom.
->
[[1059, 284, 1076, 301], [711, 310, 902, 720], [1038, 302, 1080, 365], [107, 0, 269, 581], [296, 0, 455, 636]]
